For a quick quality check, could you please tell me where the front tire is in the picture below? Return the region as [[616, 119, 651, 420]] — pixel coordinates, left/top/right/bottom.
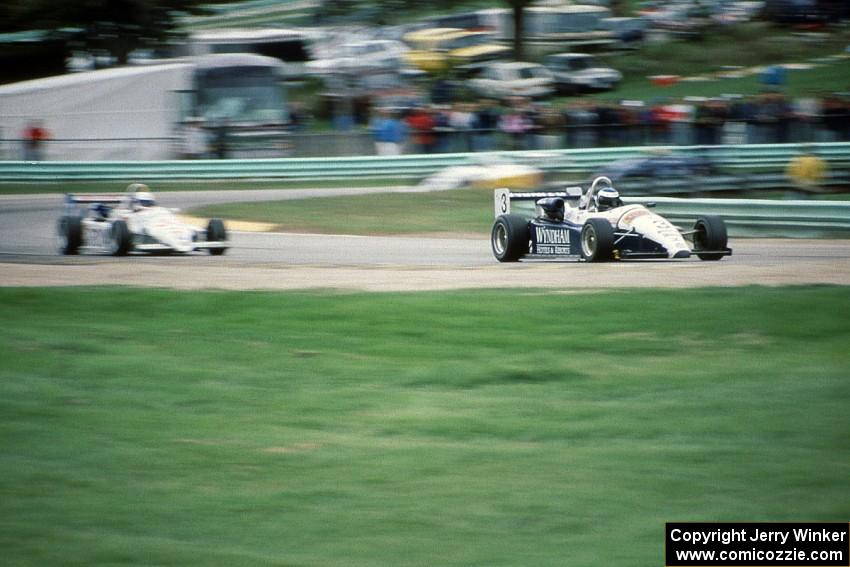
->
[[491, 214, 529, 262], [110, 220, 132, 256], [206, 218, 227, 255], [57, 215, 82, 255], [693, 215, 727, 261], [580, 218, 615, 262]]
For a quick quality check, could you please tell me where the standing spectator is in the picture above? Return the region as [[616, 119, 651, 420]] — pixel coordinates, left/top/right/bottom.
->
[[771, 93, 792, 143], [534, 105, 566, 150], [617, 103, 641, 147], [179, 117, 209, 159], [731, 96, 756, 144], [499, 98, 532, 151], [694, 100, 713, 146], [752, 93, 781, 144], [649, 101, 671, 145], [289, 102, 307, 133], [566, 101, 598, 149], [212, 121, 230, 159], [369, 108, 407, 156], [472, 100, 499, 152], [406, 106, 436, 154], [793, 93, 820, 143], [695, 99, 726, 146], [21, 120, 51, 161], [822, 95, 850, 142], [431, 106, 451, 153], [448, 103, 475, 152], [632, 102, 654, 146], [668, 100, 695, 146], [594, 103, 621, 147]]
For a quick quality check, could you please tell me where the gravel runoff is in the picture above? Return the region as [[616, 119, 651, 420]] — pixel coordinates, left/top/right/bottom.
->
[[1, 251, 849, 292]]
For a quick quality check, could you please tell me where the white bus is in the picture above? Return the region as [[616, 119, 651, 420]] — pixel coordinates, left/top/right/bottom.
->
[[0, 53, 290, 160], [188, 28, 320, 78]]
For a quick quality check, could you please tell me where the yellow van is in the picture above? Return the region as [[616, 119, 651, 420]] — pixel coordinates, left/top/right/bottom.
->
[[402, 27, 510, 73]]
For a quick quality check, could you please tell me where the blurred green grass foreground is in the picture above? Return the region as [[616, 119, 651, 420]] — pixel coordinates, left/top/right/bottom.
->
[[1, 286, 848, 566]]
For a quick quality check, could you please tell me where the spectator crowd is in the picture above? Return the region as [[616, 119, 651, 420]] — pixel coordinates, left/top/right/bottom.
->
[[365, 92, 850, 156]]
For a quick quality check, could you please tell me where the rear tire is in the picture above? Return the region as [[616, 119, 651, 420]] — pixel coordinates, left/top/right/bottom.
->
[[580, 218, 615, 262], [57, 215, 82, 255], [110, 220, 132, 256], [693, 215, 727, 261], [491, 214, 529, 262], [206, 218, 227, 255]]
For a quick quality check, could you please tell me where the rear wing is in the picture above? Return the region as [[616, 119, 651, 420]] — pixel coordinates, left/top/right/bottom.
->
[[494, 186, 583, 218], [64, 193, 126, 214]]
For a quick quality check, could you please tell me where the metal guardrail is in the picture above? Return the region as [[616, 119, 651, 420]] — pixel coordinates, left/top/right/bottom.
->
[[0, 142, 848, 184], [2, 142, 848, 237], [609, 170, 850, 196], [625, 197, 850, 237]]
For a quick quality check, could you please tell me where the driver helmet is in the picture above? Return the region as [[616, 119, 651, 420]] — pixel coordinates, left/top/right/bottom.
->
[[594, 187, 621, 212], [126, 183, 156, 210], [536, 197, 565, 223], [135, 192, 156, 208]]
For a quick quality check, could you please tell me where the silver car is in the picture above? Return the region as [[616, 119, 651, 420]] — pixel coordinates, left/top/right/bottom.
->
[[544, 53, 622, 94], [467, 61, 555, 100]]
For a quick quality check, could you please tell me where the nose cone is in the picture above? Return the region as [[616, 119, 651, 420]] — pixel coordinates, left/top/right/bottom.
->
[[161, 227, 195, 253]]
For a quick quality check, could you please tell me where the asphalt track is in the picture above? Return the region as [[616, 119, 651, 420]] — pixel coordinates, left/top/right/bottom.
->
[[1, 190, 849, 291]]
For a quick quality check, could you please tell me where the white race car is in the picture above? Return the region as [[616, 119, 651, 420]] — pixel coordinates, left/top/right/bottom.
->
[[491, 176, 732, 262], [58, 183, 229, 256]]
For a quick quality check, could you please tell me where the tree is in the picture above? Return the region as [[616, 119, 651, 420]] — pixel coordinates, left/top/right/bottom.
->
[[504, 0, 532, 61], [2, 0, 212, 65], [609, 0, 628, 17]]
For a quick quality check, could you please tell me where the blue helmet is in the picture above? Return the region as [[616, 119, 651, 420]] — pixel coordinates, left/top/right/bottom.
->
[[90, 202, 110, 220], [594, 186, 621, 212]]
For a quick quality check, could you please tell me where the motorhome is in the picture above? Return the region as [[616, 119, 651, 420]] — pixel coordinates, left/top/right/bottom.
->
[[0, 53, 290, 160]]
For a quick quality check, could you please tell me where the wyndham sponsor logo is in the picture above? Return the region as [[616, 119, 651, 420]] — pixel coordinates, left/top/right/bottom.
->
[[535, 226, 569, 245]]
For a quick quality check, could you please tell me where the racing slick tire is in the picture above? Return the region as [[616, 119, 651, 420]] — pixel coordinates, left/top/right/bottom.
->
[[491, 214, 529, 262], [110, 220, 132, 256], [693, 215, 727, 261], [580, 218, 615, 262], [206, 218, 227, 255], [57, 215, 82, 255]]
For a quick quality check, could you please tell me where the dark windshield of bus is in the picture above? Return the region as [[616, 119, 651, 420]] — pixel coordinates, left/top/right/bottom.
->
[[446, 34, 490, 50], [195, 66, 287, 124]]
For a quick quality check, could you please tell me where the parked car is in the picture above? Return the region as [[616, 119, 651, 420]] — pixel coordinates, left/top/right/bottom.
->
[[402, 27, 510, 74], [543, 53, 622, 94], [305, 39, 409, 75], [467, 61, 555, 100]]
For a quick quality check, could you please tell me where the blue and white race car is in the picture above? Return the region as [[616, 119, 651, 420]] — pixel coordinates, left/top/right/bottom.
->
[[57, 184, 228, 256], [491, 176, 731, 262]]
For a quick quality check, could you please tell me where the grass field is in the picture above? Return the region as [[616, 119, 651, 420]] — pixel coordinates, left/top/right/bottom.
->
[[587, 57, 850, 104], [1, 286, 848, 566], [193, 187, 497, 235]]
